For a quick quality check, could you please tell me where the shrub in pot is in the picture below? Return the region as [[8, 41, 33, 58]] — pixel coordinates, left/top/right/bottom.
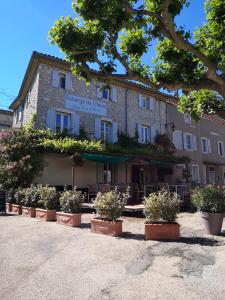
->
[[191, 185, 225, 235], [36, 185, 59, 221], [92, 189, 128, 237], [11, 188, 26, 215], [6, 189, 15, 212], [22, 185, 40, 218], [144, 189, 180, 240], [57, 188, 85, 227]]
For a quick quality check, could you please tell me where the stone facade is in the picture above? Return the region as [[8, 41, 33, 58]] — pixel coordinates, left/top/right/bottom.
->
[[0, 109, 13, 130]]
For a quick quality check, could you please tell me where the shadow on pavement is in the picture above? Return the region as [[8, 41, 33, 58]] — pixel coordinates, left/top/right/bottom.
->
[[179, 236, 224, 246]]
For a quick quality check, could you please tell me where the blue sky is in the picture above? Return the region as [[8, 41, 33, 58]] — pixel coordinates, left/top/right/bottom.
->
[[0, 0, 205, 110]]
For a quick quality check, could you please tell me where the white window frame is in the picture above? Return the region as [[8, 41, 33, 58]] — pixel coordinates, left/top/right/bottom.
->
[[59, 73, 66, 90], [55, 112, 71, 133], [184, 113, 192, 125], [192, 165, 200, 183], [201, 137, 210, 154], [218, 141, 224, 157], [101, 120, 112, 142], [139, 95, 149, 110], [141, 125, 150, 144], [184, 133, 195, 151]]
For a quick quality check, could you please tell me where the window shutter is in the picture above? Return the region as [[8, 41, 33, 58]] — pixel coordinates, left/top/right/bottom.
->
[[192, 135, 197, 151], [151, 126, 158, 144], [149, 97, 155, 111], [95, 118, 101, 139], [112, 122, 118, 143], [208, 139, 212, 153], [183, 133, 188, 150], [173, 130, 183, 150], [138, 94, 142, 108], [137, 124, 142, 143], [65, 73, 72, 91], [46, 109, 56, 131], [71, 112, 80, 136], [222, 142, 224, 156], [96, 84, 102, 99], [52, 70, 59, 88], [111, 87, 117, 102]]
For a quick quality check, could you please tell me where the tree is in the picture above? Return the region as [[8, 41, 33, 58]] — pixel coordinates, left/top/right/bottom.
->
[[49, 0, 225, 120]]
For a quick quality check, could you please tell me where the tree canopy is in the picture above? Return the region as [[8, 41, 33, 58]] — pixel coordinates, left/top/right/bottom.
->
[[49, 0, 225, 119]]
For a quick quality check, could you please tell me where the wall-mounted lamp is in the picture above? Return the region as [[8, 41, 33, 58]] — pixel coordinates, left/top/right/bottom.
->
[[165, 121, 176, 131]]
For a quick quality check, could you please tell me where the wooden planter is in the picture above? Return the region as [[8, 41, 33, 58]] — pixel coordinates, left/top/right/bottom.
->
[[91, 218, 123, 237], [145, 222, 180, 241], [6, 203, 12, 212], [56, 212, 81, 227], [22, 206, 36, 218], [11, 204, 22, 215], [35, 208, 56, 221]]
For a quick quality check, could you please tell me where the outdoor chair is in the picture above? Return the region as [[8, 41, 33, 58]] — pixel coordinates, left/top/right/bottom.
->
[[87, 185, 98, 202], [98, 183, 111, 193], [158, 182, 170, 192]]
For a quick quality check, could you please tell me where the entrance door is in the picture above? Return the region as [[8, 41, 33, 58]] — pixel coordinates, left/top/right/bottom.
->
[[208, 166, 215, 184], [132, 166, 146, 189]]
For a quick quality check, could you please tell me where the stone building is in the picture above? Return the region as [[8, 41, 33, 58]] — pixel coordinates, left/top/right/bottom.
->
[[0, 109, 13, 130], [9, 52, 225, 192]]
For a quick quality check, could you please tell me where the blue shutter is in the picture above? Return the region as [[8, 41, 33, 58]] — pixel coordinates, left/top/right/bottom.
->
[[95, 118, 101, 139], [46, 109, 56, 131], [65, 73, 72, 91], [111, 87, 117, 102], [52, 70, 59, 88], [112, 122, 118, 143], [137, 124, 142, 143], [71, 112, 80, 136]]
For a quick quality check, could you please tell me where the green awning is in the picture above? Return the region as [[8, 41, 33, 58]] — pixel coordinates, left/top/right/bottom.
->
[[149, 160, 175, 169], [82, 153, 130, 164]]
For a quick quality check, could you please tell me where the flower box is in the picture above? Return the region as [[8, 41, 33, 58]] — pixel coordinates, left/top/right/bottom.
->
[[56, 212, 81, 227], [91, 218, 123, 237], [11, 204, 22, 215], [6, 203, 12, 213], [22, 206, 36, 218], [145, 222, 180, 241], [35, 208, 56, 221]]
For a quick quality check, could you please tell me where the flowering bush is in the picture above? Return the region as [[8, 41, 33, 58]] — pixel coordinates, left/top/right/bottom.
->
[[38, 185, 59, 210], [14, 188, 26, 205], [59, 188, 85, 213], [191, 185, 225, 213], [0, 128, 45, 190], [144, 190, 180, 223], [23, 185, 40, 208], [94, 189, 128, 221]]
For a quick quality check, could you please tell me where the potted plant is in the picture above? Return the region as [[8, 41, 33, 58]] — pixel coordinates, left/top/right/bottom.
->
[[36, 185, 59, 221], [91, 189, 128, 237], [57, 188, 85, 227], [144, 189, 180, 240], [191, 185, 225, 235], [22, 185, 39, 218], [11, 188, 26, 215]]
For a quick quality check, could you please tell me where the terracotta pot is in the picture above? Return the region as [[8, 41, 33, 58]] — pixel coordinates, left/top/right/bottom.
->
[[56, 212, 81, 227], [6, 203, 12, 212], [201, 212, 224, 235], [11, 204, 22, 215], [35, 208, 56, 221], [145, 222, 180, 241], [91, 218, 123, 237], [22, 206, 36, 218]]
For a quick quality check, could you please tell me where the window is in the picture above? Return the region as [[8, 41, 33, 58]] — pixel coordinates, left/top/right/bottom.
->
[[184, 133, 196, 151], [15, 104, 24, 123], [173, 130, 183, 150], [101, 120, 112, 142], [201, 137, 211, 154], [102, 88, 110, 100], [218, 141, 224, 156], [59, 73, 66, 89], [184, 113, 192, 124], [97, 84, 110, 100], [139, 95, 149, 109], [55, 112, 71, 133], [104, 163, 112, 183], [192, 165, 200, 183], [141, 125, 150, 144]]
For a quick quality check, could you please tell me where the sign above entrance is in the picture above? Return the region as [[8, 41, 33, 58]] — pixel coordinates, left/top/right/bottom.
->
[[65, 94, 107, 116]]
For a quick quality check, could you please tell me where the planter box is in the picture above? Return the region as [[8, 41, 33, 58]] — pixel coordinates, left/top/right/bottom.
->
[[145, 222, 180, 241], [91, 218, 123, 237], [35, 208, 56, 221], [11, 204, 22, 215], [56, 212, 81, 227], [6, 203, 12, 212], [22, 206, 36, 218], [201, 212, 224, 235]]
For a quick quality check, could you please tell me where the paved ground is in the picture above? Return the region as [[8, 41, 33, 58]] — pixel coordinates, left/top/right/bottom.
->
[[1, 212, 225, 300]]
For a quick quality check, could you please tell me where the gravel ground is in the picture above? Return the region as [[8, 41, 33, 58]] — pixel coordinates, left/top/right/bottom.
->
[[1, 212, 225, 300]]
